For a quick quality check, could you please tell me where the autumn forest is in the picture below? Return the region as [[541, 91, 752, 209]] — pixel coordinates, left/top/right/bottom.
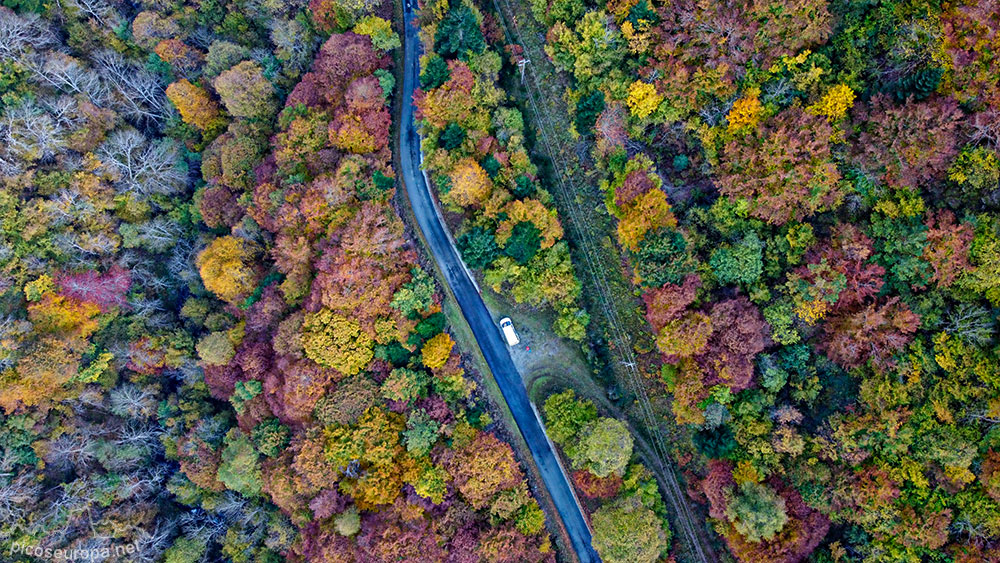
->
[[1, 0, 999, 561]]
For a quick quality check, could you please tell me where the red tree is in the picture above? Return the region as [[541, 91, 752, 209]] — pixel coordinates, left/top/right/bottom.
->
[[850, 95, 963, 189], [823, 298, 920, 370], [56, 266, 131, 312]]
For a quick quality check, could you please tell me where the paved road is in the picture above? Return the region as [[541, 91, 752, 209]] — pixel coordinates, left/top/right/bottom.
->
[[398, 5, 599, 562]]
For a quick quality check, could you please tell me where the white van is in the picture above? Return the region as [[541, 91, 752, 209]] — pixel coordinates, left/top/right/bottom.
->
[[499, 317, 520, 346]]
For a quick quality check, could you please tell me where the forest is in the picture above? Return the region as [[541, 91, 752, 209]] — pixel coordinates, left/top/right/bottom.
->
[[0, 0, 556, 560], [526, 0, 1000, 560], [4, 0, 1000, 560]]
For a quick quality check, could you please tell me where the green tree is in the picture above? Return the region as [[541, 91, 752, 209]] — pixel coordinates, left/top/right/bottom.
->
[[420, 54, 451, 89], [575, 89, 605, 134], [503, 221, 542, 265], [725, 482, 789, 543], [403, 409, 441, 455], [458, 226, 500, 268], [230, 380, 262, 414], [390, 267, 436, 318], [591, 496, 668, 563], [217, 429, 263, 497], [542, 389, 597, 444], [576, 417, 634, 478], [710, 232, 764, 286], [632, 228, 692, 287], [164, 537, 208, 563], [252, 418, 290, 458], [434, 5, 486, 60], [513, 175, 537, 199], [439, 122, 466, 150]]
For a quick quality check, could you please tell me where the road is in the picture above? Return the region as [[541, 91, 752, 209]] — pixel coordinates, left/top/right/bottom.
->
[[398, 5, 600, 562]]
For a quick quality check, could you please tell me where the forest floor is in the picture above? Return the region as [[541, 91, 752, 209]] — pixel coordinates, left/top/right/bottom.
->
[[484, 0, 724, 561]]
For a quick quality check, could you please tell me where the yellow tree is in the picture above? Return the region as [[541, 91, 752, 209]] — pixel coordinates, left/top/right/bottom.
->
[[197, 236, 257, 303], [301, 310, 374, 375], [495, 198, 564, 249], [166, 79, 223, 132], [627, 80, 662, 118], [446, 158, 492, 208], [421, 332, 454, 369], [617, 189, 676, 251]]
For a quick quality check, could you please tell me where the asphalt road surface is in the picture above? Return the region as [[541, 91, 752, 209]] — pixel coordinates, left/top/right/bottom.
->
[[398, 5, 600, 562]]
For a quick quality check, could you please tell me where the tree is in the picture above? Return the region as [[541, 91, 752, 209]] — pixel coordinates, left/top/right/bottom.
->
[[380, 367, 429, 403], [656, 311, 713, 359], [439, 122, 466, 150], [443, 431, 524, 509], [334, 507, 361, 536], [543, 389, 598, 444], [458, 226, 500, 268], [446, 158, 492, 208], [725, 482, 789, 543], [496, 199, 564, 250], [314, 375, 378, 426], [823, 298, 920, 370], [575, 418, 634, 478], [710, 232, 764, 286], [421, 332, 454, 369], [197, 331, 235, 366], [353, 16, 400, 53], [252, 418, 290, 458], [54, 266, 130, 312], [217, 429, 263, 497], [626, 80, 662, 118], [301, 310, 374, 375], [632, 228, 694, 287], [434, 5, 486, 60], [922, 210, 972, 287], [643, 274, 700, 332], [403, 409, 441, 455], [420, 54, 450, 90], [591, 495, 668, 563], [310, 0, 382, 31], [850, 95, 962, 189], [717, 108, 843, 225], [502, 222, 542, 265], [197, 236, 257, 304], [204, 40, 250, 78], [575, 89, 605, 134], [214, 61, 276, 119], [167, 78, 222, 131], [390, 267, 435, 318]]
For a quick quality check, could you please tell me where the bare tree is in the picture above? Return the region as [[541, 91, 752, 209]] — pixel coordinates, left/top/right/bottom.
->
[[946, 303, 995, 347], [0, 8, 55, 58], [62, 0, 121, 31], [97, 129, 185, 197], [0, 469, 40, 526], [29, 52, 108, 103], [969, 108, 1000, 147], [109, 384, 157, 419], [92, 50, 168, 127], [135, 216, 182, 252], [2, 102, 65, 163], [45, 432, 98, 472]]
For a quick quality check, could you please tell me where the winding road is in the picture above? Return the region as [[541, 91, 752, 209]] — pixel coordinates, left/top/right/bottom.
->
[[398, 4, 600, 562]]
